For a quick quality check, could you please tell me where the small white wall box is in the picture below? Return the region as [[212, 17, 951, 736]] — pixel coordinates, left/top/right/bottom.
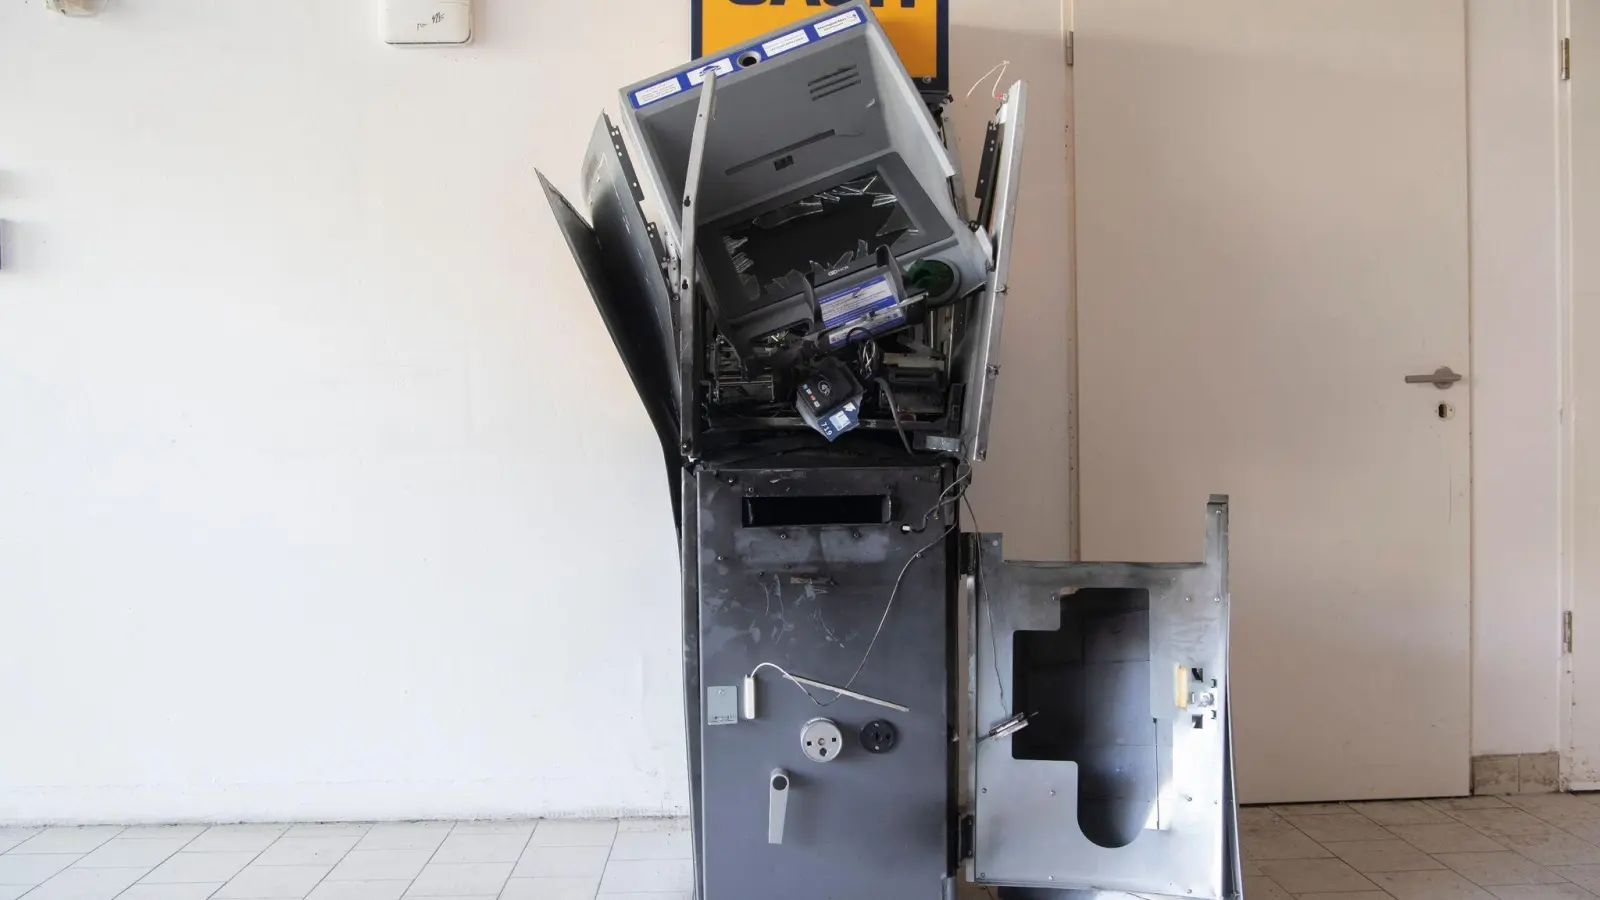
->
[[385, 0, 472, 45]]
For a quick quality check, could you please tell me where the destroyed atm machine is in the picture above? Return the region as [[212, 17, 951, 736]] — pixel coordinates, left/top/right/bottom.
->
[[537, 2, 1241, 897]]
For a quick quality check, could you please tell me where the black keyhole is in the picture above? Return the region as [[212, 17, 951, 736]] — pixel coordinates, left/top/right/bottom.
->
[[860, 719, 898, 754]]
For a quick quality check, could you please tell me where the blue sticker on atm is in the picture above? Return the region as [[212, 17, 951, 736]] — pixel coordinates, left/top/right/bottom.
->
[[631, 8, 866, 109]]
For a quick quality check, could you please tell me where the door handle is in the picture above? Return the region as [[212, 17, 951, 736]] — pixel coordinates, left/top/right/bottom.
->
[[768, 769, 790, 844], [1405, 367, 1463, 389]]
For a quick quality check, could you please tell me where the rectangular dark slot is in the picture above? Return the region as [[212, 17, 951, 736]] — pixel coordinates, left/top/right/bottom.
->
[[726, 130, 838, 176], [742, 494, 891, 527]]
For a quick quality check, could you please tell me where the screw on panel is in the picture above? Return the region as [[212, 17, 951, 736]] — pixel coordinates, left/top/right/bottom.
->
[[779, 532, 788, 540], [852, 530, 861, 539]]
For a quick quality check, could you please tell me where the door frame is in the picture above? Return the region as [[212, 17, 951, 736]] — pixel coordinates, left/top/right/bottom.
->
[[1562, 0, 1586, 790]]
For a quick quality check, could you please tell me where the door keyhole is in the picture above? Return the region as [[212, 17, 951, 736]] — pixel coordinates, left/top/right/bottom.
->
[[1438, 402, 1454, 420]]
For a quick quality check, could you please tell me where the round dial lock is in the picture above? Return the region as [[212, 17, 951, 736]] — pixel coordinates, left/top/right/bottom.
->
[[799, 718, 844, 763]]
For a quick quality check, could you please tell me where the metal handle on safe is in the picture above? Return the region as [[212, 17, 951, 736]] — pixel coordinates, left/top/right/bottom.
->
[[1405, 366, 1463, 389], [768, 769, 790, 844]]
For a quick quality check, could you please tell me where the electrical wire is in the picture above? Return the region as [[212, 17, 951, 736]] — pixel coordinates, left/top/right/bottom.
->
[[818, 519, 955, 705], [905, 464, 971, 534], [875, 377, 917, 457], [964, 494, 1010, 716], [749, 661, 831, 707], [752, 474, 967, 708], [964, 60, 1012, 101]]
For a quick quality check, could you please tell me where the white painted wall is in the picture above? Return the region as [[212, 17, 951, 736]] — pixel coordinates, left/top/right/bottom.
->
[[0, 0, 1077, 823], [0, 0, 701, 824], [1466, 0, 1565, 758]]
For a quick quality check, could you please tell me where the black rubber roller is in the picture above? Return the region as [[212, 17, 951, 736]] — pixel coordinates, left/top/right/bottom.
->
[[859, 719, 898, 754]]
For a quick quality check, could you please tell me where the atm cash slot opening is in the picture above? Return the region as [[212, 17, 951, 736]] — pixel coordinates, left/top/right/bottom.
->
[[741, 493, 892, 528]]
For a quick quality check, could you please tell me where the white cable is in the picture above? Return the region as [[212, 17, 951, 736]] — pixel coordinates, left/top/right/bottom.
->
[[749, 662, 829, 707], [964, 60, 1011, 101], [747, 663, 909, 713]]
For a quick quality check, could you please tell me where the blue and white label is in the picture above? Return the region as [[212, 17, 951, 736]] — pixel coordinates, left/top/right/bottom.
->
[[820, 274, 905, 346], [687, 58, 734, 86], [762, 28, 810, 58], [815, 9, 863, 38], [632, 77, 684, 107], [632, 7, 865, 108]]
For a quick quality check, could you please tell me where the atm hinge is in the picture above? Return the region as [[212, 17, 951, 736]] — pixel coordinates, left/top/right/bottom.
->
[[1066, 30, 1074, 67], [955, 813, 976, 863], [1565, 610, 1574, 654]]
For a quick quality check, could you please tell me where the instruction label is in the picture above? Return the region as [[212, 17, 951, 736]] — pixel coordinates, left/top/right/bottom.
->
[[814, 9, 863, 38], [632, 77, 684, 107], [761, 29, 810, 57]]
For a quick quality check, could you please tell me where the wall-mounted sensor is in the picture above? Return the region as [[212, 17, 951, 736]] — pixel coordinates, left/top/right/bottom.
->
[[385, 0, 472, 45], [44, 0, 111, 16]]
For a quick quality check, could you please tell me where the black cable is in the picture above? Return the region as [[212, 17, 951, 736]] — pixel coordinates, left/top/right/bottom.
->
[[875, 376, 917, 457]]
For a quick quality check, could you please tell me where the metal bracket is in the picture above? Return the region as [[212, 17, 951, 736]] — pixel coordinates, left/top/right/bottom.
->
[[678, 68, 717, 310]]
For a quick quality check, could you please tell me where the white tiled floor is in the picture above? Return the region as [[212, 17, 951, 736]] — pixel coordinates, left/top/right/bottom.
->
[[1245, 795, 1600, 900], [0, 819, 689, 900], [14, 795, 1600, 899]]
